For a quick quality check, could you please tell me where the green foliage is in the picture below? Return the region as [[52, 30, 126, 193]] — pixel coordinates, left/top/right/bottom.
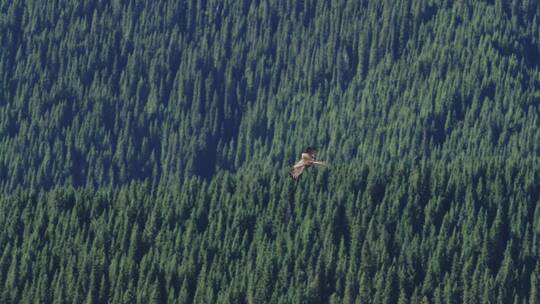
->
[[0, 161, 539, 302], [1, 0, 540, 302]]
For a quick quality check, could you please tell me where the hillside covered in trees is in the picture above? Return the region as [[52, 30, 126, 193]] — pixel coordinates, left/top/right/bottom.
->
[[1, 0, 540, 303]]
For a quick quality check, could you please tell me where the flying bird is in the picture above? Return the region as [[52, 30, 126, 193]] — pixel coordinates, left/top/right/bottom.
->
[[289, 147, 327, 180]]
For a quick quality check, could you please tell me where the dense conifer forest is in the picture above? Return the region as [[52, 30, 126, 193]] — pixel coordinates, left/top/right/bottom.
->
[[1, 0, 540, 303]]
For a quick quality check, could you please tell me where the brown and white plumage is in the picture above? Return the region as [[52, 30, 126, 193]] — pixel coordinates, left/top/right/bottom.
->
[[289, 147, 326, 180]]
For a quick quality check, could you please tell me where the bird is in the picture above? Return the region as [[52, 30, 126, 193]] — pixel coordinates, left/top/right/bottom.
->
[[289, 147, 327, 180]]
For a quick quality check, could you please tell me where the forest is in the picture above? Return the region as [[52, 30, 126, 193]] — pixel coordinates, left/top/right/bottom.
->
[[0, 0, 539, 303]]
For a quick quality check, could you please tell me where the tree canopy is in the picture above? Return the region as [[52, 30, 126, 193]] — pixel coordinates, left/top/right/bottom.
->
[[1, 0, 539, 303]]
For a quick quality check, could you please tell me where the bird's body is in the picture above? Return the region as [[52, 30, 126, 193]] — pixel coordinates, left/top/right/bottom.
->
[[289, 147, 326, 180]]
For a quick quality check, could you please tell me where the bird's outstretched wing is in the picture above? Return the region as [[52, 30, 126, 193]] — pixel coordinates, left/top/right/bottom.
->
[[289, 164, 306, 180]]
